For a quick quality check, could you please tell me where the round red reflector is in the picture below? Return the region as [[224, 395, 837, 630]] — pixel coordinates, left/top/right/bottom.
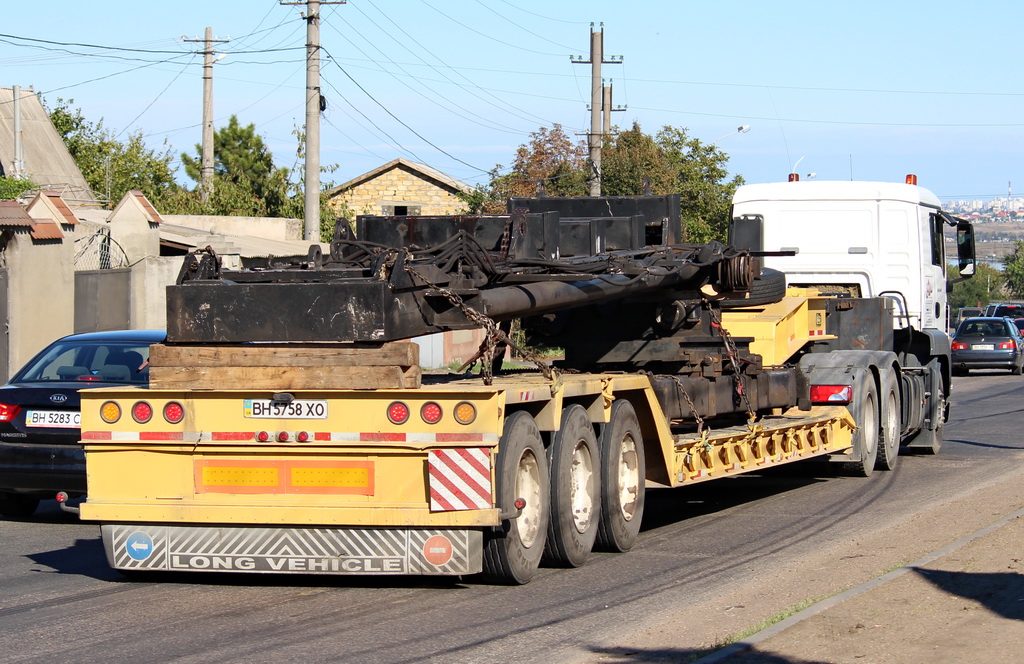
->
[[422, 535, 454, 566], [421, 402, 443, 424], [277, 431, 290, 442], [163, 401, 185, 424], [256, 431, 270, 442], [296, 431, 310, 442], [514, 497, 527, 510], [131, 401, 153, 423], [387, 401, 410, 424]]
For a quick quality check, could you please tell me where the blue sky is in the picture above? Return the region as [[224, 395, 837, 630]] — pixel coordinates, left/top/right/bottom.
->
[[3, 0, 1022, 202]]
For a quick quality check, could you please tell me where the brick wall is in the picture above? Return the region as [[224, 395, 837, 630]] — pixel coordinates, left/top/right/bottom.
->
[[330, 164, 468, 216]]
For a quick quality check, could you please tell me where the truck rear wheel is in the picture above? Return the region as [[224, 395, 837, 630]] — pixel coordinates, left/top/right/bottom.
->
[[596, 400, 645, 553], [875, 370, 901, 471], [843, 377, 879, 477], [482, 411, 550, 584], [543, 404, 601, 567]]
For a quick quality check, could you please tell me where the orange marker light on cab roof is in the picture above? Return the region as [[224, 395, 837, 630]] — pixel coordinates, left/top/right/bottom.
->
[[906, 174, 918, 185]]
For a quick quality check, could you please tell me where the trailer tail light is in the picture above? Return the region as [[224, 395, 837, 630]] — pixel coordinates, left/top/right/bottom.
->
[[952, 341, 967, 350], [163, 401, 185, 424], [999, 340, 1016, 350], [906, 174, 918, 185], [101, 401, 122, 423], [131, 401, 153, 423], [809, 384, 853, 404], [256, 431, 270, 442], [296, 431, 310, 442], [421, 402, 443, 424], [387, 401, 410, 425], [0, 403, 21, 422], [453, 401, 477, 425]]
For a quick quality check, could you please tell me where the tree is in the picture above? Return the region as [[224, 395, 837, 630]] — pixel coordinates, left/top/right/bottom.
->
[[948, 261, 1003, 311], [474, 122, 742, 241], [1002, 241, 1024, 298], [0, 176, 32, 200], [475, 124, 588, 213], [180, 115, 295, 217], [47, 98, 180, 208]]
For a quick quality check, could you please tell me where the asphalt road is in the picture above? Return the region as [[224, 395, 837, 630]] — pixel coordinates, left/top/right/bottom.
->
[[1, 371, 1020, 664]]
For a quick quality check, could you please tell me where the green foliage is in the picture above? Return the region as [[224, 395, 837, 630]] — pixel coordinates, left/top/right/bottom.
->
[[473, 122, 742, 241], [1002, 241, 1024, 298], [47, 98, 180, 207], [949, 261, 1004, 310], [0, 176, 32, 200], [180, 115, 297, 217]]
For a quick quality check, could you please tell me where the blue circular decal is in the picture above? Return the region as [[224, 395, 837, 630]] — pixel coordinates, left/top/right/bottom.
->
[[125, 532, 154, 561]]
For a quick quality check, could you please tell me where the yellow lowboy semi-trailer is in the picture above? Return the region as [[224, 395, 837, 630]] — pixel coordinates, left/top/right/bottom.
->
[[79, 368, 854, 584], [78, 292, 859, 585]]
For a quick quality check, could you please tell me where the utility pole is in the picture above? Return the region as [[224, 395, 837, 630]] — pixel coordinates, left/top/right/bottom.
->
[[183, 28, 229, 204], [571, 24, 621, 196], [281, 0, 345, 242], [602, 80, 625, 139]]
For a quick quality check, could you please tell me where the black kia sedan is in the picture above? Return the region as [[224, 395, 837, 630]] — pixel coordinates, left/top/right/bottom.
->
[[0, 330, 165, 517]]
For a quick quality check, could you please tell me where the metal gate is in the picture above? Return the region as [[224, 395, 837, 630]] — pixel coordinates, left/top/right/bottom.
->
[[74, 231, 131, 333]]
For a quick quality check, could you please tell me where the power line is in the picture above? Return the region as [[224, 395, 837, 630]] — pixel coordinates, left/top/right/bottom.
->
[[413, 0, 569, 58], [113, 55, 196, 139], [471, 0, 583, 52], [322, 51, 490, 173]]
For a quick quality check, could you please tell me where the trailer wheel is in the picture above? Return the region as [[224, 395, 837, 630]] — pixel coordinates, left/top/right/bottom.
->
[[481, 411, 549, 584], [875, 370, 901, 471], [843, 377, 879, 477], [596, 400, 646, 553], [0, 493, 40, 518], [543, 405, 601, 567]]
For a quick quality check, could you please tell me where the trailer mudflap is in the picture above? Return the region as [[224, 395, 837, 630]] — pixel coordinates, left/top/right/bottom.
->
[[102, 524, 482, 575]]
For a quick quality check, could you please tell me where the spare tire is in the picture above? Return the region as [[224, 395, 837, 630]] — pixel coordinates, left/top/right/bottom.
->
[[720, 267, 786, 308]]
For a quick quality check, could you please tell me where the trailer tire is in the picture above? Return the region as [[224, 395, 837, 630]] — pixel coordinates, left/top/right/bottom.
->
[[720, 268, 786, 309], [843, 377, 879, 477], [543, 405, 601, 567], [875, 370, 901, 471], [0, 493, 40, 518], [595, 400, 646, 553], [911, 382, 945, 455], [481, 411, 550, 584]]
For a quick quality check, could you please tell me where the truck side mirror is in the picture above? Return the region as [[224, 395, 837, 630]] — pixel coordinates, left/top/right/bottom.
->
[[956, 220, 976, 277]]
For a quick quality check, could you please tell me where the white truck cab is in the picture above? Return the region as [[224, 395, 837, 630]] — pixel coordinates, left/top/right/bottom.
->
[[730, 177, 976, 333]]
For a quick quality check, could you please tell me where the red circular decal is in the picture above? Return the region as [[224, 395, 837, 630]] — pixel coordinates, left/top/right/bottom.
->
[[422, 535, 453, 566]]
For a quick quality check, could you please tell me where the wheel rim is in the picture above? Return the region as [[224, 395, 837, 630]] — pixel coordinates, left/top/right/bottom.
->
[[864, 392, 878, 455], [515, 449, 543, 549], [569, 440, 596, 534], [616, 433, 641, 522], [884, 391, 899, 447]]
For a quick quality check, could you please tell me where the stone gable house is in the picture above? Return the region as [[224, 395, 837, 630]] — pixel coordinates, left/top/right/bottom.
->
[[327, 158, 473, 217]]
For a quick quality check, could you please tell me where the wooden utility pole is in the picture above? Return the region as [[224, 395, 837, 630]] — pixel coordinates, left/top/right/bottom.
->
[[572, 24, 621, 196], [184, 28, 229, 204], [281, 0, 345, 241]]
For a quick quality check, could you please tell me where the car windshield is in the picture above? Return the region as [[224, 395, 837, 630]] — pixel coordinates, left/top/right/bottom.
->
[[957, 320, 1012, 337], [12, 341, 151, 384]]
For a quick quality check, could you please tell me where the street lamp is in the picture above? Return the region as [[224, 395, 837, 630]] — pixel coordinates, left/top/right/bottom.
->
[[712, 124, 751, 145]]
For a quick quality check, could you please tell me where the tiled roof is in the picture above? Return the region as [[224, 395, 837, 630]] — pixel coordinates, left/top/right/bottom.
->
[[29, 221, 64, 240], [327, 158, 473, 196], [129, 190, 163, 224], [0, 200, 35, 226], [42, 191, 78, 225]]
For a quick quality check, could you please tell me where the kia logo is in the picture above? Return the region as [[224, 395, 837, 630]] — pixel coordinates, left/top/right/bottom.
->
[[50, 394, 68, 404]]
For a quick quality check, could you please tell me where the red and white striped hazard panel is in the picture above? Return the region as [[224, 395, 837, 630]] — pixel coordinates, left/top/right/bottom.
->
[[428, 448, 492, 512]]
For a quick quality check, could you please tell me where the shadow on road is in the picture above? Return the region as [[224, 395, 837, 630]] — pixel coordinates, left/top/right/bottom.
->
[[586, 644, 831, 663], [912, 566, 1024, 621]]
